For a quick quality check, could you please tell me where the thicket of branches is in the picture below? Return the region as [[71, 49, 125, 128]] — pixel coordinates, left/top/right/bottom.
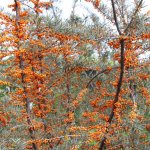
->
[[0, 0, 149, 149]]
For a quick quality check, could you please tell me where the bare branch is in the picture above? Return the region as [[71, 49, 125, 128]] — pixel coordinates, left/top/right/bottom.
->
[[111, 0, 122, 35], [86, 66, 118, 88], [124, 0, 143, 34]]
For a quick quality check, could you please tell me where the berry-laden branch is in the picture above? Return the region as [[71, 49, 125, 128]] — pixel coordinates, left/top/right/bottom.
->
[[14, 0, 38, 149], [99, 39, 125, 150], [99, 0, 125, 149]]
